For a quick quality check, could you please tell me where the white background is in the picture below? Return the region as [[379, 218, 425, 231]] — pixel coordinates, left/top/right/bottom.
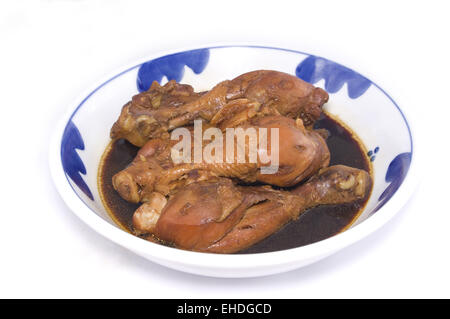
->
[[0, 0, 448, 298]]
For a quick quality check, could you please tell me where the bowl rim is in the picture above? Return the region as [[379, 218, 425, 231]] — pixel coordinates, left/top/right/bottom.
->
[[49, 44, 418, 270]]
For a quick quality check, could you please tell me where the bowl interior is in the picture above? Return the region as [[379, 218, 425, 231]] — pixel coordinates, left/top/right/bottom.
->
[[60, 46, 412, 245]]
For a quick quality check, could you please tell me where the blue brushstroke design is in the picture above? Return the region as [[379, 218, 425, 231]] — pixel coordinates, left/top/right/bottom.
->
[[367, 146, 380, 162], [372, 152, 412, 214], [61, 121, 93, 200], [296, 55, 372, 99], [137, 48, 210, 92]]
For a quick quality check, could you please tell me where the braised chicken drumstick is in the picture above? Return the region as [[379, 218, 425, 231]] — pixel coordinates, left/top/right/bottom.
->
[[110, 70, 329, 146], [112, 115, 330, 203], [133, 165, 371, 253]]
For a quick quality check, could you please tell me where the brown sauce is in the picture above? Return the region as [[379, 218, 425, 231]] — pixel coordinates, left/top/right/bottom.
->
[[98, 112, 372, 253]]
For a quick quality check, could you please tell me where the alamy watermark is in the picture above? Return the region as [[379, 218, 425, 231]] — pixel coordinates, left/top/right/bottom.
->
[[170, 120, 279, 174]]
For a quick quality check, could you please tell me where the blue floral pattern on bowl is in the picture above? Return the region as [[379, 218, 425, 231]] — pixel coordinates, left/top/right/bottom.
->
[[373, 152, 412, 214], [296, 55, 372, 99], [61, 121, 93, 200], [137, 48, 210, 92]]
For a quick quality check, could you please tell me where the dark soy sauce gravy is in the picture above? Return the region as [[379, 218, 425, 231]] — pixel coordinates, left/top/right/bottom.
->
[[99, 113, 372, 253]]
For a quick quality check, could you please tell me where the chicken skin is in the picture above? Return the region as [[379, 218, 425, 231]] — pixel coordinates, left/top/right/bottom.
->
[[112, 115, 330, 203], [110, 80, 203, 146], [133, 165, 371, 253], [110, 70, 329, 147]]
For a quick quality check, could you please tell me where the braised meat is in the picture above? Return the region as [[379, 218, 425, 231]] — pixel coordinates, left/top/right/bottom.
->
[[133, 165, 371, 253], [110, 80, 203, 146], [110, 70, 329, 147], [112, 115, 330, 203]]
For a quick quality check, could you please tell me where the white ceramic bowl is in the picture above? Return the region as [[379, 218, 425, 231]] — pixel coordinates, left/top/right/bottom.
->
[[50, 45, 417, 277]]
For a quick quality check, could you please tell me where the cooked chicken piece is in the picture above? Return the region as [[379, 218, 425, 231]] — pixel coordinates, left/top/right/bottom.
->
[[135, 165, 371, 252], [138, 178, 248, 249], [206, 165, 371, 253], [112, 115, 330, 203], [132, 192, 167, 234], [110, 80, 203, 146], [110, 70, 329, 147]]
